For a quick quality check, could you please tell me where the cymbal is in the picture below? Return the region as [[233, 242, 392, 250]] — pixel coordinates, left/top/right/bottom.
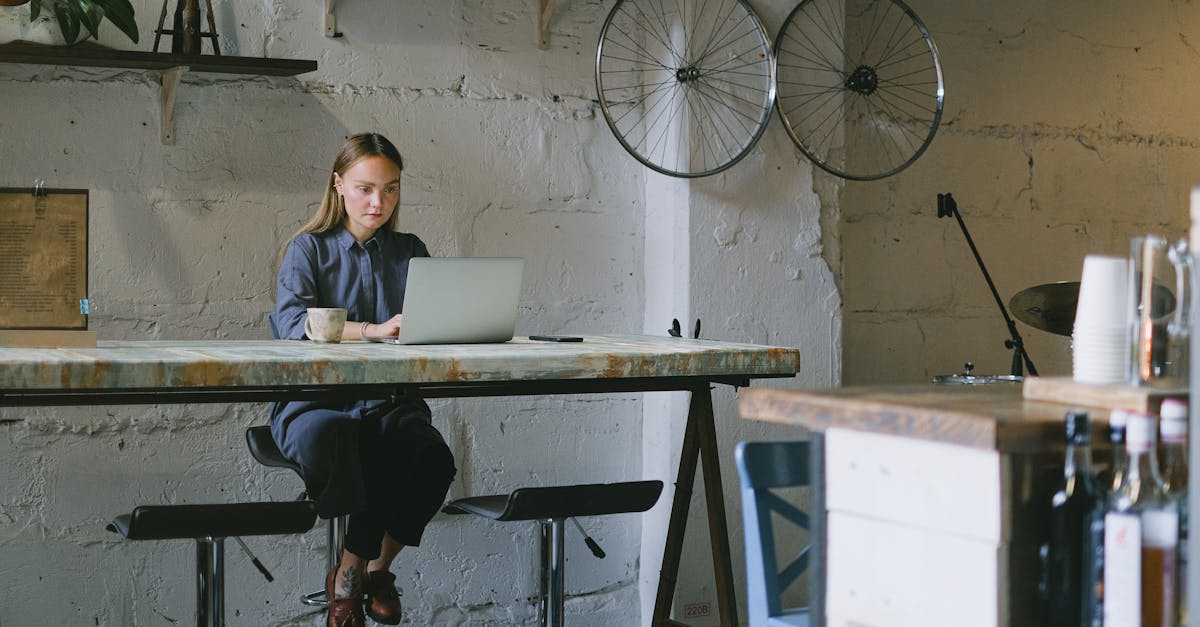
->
[[1008, 281, 1079, 336]]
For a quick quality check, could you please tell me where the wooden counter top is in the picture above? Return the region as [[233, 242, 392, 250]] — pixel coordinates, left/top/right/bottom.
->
[[0, 334, 799, 392], [739, 383, 1104, 452]]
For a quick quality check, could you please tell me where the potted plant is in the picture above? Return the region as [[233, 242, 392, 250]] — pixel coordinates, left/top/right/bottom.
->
[[7, 0, 138, 45]]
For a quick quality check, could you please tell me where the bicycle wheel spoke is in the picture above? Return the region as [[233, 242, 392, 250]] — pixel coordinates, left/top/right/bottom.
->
[[600, 52, 671, 71], [692, 85, 741, 163], [807, 0, 852, 70], [699, 72, 770, 100], [684, 0, 711, 61], [631, 81, 682, 141], [685, 87, 725, 169], [874, 35, 925, 72], [607, 78, 679, 124], [606, 23, 677, 71], [870, 8, 912, 70], [855, 1, 892, 67], [695, 78, 767, 123], [692, 0, 742, 66], [644, 0, 686, 67], [857, 95, 903, 167], [782, 27, 844, 74], [640, 86, 683, 157], [698, 44, 769, 77], [692, 81, 756, 138], [619, 2, 682, 68], [701, 61, 772, 78], [869, 94, 922, 153], [872, 79, 935, 118], [692, 14, 754, 69]]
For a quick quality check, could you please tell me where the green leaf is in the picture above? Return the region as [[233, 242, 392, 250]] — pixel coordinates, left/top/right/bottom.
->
[[29, 0, 42, 21], [71, 0, 102, 40], [52, 4, 81, 45], [91, 0, 138, 43]]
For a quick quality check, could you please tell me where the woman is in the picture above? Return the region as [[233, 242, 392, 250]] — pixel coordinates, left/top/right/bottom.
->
[[269, 133, 456, 627]]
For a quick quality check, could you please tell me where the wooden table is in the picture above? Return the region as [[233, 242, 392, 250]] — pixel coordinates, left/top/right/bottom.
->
[[739, 383, 1105, 627], [0, 334, 800, 626]]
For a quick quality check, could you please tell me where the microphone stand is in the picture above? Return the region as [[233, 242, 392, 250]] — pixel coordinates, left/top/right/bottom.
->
[[936, 193, 1038, 377]]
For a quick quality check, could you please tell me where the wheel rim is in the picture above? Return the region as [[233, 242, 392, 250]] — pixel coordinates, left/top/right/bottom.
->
[[775, 0, 944, 181], [595, 0, 776, 179]]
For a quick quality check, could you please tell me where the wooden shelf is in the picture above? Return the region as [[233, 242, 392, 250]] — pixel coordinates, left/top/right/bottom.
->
[[0, 41, 316, 75], [0, 41, 317, 144]]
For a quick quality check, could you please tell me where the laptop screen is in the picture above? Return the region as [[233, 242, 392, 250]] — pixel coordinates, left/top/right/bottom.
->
[[373, 257, 523, 345]]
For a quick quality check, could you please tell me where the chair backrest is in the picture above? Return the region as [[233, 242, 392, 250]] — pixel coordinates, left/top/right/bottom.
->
[[735, 440, 812, 625]]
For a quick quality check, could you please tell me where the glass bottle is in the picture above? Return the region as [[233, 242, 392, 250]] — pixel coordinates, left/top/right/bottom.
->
[[1167, 240, 1191, 385], [1084, 408, 1132, 627], [1159, 398, 1189, 625], [1044, 410, 1100, 627], [1103, 412, 1179, 627], [1109, 408, 1131, 492]]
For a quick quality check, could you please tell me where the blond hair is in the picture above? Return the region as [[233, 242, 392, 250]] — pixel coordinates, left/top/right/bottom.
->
[[278, 133, 405, 263]]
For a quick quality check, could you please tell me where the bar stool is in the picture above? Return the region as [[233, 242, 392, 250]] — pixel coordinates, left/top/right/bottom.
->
[[245, 425, 348, 608], [107, 500, 318, 627], [443, 480, 664, 627]]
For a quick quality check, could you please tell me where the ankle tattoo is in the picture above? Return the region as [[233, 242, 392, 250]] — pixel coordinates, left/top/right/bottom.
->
[[337, 567, 361, 599]]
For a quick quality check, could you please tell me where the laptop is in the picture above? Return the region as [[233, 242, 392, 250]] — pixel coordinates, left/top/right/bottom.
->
[[368, 257, 524, 345]]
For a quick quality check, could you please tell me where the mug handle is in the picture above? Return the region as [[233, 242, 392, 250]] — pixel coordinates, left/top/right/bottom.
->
[[303, 316, 314, 340]]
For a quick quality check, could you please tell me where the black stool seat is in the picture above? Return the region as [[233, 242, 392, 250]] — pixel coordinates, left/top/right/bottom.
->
[[444, 480, 663, 626], [108, 500, 317, 627], [246, 425, 301, 473], [443, 480, 663, 521], [108, 500, 317, 540]]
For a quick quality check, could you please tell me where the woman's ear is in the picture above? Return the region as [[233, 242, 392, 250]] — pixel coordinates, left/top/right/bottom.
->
[[332, 172, 344, 194]]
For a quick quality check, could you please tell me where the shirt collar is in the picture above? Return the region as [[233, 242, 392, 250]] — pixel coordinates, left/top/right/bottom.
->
[[333, 225, 386, 252]]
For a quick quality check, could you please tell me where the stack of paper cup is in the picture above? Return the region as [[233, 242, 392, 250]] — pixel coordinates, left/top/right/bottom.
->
[[1072, 255, 1130, 383]]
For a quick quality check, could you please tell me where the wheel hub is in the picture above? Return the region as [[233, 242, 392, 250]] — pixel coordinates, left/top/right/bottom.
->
[[844, 64, 878, 95], [675, 66, 701, 83]]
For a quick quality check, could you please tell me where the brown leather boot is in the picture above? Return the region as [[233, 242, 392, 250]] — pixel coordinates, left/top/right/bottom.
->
[[326, 561, 365, 627], [364, 570, 403, 625]]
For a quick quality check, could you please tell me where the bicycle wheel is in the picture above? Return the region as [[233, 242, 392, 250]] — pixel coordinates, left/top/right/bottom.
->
[[775, 0, 944, 181], [595, 0, 775, 178]]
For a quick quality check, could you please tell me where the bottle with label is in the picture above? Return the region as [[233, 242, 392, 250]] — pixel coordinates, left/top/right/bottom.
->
[[1044, 410, 1101, 627], [1085, 408, 1133, 626], [1104, 412, 1180, 627], [1159, 398, 1189, 624]]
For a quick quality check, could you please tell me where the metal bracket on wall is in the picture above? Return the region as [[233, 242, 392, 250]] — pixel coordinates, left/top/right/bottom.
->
[[159, 66, 188, 145], [325, 0, 340, 37], [538, 0, 556, 49]]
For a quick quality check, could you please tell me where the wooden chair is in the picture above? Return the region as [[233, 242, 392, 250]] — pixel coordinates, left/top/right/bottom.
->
[[735, 440, 812, 627]]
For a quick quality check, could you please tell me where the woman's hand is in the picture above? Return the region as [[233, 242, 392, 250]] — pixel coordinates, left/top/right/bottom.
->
[[365, 314, 403, 339]]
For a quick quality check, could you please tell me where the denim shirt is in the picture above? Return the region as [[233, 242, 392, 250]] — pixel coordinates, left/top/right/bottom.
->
[[270, 225, 430, 340], [268, 225, 431, 426]]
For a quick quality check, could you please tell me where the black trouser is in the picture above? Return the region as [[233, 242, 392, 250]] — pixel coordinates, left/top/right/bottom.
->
[[272, 399, 456, 559]]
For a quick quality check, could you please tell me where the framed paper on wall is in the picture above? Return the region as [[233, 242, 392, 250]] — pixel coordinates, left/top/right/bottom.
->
[[0, 187, 93, 346]]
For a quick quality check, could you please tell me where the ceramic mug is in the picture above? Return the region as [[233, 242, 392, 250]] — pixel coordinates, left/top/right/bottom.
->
[[305, 307, 347, 343]]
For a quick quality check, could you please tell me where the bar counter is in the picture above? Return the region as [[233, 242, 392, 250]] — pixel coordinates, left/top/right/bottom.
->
[[739, 382, 1108, 627]]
